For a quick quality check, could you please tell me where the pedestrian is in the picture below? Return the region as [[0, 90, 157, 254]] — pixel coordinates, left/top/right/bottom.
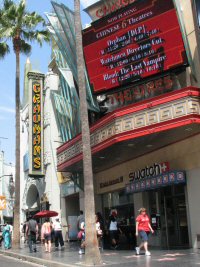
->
[[22, 221, 27, 243], [77, 210, 84, 231], [78, 220, 85, 255], [96, 212, 105, 232], [108, 214, 122, 249], [96, 214, 103, 248], [41, 218, 52, 253], [2, 222, 11, 249], [53, 217, 64, 250], [135, 207, 154, 256], [26, 216, 38, 253]]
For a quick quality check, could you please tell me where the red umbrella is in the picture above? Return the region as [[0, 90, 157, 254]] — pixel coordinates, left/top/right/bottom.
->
[[33, 210, 58, 219]]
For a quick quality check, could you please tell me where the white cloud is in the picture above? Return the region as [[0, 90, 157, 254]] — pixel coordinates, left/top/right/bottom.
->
[[0, 106, 15, 113], [81, 0, 99, 8]]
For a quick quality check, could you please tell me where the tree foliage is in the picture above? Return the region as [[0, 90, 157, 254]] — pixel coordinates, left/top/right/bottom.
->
[[0, 0, 50, 56]]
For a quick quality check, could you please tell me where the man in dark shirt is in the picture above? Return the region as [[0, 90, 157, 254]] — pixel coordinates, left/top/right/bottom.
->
[[26, 216, 38, 253]]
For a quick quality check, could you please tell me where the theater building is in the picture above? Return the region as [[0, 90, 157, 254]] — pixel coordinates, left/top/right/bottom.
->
[[57, 0, 200, 248]]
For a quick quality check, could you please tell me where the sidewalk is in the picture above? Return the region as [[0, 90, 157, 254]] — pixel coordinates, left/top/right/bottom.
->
[[0, 242, 200, 267]]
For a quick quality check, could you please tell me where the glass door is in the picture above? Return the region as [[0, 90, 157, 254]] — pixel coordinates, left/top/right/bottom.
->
[[161, 190, 189, 248]]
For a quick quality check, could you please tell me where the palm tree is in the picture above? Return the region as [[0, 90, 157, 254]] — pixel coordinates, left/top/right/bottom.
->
[[74, 0, 102, 265], [0, 0, 50, 247]]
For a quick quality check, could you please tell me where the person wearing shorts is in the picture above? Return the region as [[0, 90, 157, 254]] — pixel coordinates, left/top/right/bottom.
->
[[41, 219, 52, 253], [135, 208, 154, 256]]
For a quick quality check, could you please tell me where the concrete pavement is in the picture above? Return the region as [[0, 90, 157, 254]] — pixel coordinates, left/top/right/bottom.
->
[[0, 254, 43, 267], [0, 242, 200, 267]]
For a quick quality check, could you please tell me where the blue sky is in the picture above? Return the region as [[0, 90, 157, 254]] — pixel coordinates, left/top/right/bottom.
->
[[0, 0, 91, 164]]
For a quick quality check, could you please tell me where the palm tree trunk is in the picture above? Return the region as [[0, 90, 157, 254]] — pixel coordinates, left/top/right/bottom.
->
[[74, 0, 102, 265], [12, 48, 21, 248]]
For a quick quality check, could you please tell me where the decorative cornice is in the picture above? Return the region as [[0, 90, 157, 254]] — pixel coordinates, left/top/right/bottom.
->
[[57, 87, 200, 170], [27, 71, 45, 80]]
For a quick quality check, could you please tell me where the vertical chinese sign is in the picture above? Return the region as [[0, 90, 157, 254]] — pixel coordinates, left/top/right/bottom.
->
[[28, 72, 45, 177]]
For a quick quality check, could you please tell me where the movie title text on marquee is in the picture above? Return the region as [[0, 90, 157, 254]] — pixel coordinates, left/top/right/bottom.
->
[[83, 0, 188, 93]]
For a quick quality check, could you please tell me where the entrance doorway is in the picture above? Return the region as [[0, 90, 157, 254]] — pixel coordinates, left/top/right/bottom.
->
[[160, 185, 189, 248], [148, 184, 189, 249]]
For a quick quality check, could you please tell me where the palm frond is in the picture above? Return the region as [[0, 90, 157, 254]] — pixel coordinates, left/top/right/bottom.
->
[[20, 40, 31, 55], [0, 27, 14, 39], [0, 0, 50, 56], [0, 42, 10, 59], [3, 0, 14, 10], [16, 0, 26, 28], [21, 29, 50, 45]]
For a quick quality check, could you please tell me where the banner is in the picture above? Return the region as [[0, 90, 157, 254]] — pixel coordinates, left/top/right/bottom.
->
[[126, 171, 186, 194], [0, 196, 6, 210]]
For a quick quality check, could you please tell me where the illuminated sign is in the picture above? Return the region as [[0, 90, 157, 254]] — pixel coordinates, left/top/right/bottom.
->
[[32, 83, 42, 171], [83, 0, 188, 94], [28, 72, 45, 177], [0, 196, 6, 210], [96, 0, 136, 19], [101, 74, 180, 112]]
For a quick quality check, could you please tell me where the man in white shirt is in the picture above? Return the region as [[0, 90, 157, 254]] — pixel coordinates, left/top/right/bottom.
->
[[53, 217, 64, 249]]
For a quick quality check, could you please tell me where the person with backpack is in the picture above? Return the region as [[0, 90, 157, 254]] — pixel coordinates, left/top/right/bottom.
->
[[26, 216, 38, 253], [41, 218, 52, 253]]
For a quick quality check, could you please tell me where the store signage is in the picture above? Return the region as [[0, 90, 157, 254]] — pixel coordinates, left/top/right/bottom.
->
[[100, 176, 123, 188], [96, 0, 136, 19], [0, 196, 6, 210], [126, 171, 186, 194], [28, 72, 45, 177], [103, 74, 180, 112], [32, 83, 42, 171], [129, 162, 169, 182], [83, 0, 188, 94]]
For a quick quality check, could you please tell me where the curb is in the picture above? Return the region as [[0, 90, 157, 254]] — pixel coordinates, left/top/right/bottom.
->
[[0, 250, 78, 267]]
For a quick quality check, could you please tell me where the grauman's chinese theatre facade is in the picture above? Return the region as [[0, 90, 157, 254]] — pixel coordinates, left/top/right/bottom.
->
[[57, 0, 200, 249]]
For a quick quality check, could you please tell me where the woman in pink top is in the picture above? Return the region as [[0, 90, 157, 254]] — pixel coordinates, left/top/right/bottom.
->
[[135, 208, 154, 256]]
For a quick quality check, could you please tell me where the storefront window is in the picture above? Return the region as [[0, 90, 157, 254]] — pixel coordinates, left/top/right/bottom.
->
[[103, 190, 134, 225]]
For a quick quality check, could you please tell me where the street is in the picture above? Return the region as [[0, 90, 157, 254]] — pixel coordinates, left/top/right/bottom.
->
[[0, 255, 43, 267]]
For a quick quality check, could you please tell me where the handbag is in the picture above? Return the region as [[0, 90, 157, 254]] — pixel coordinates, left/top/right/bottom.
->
[[77, 230, 83, 240], [97, 229, 103, 236]]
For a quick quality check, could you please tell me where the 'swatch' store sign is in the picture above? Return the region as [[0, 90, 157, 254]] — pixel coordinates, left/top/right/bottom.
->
[[83, 0, 188, 93]]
